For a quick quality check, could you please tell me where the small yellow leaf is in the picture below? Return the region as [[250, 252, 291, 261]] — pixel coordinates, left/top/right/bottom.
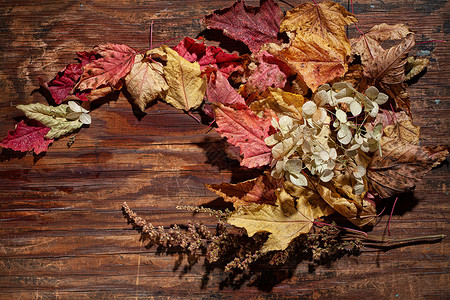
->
[[250, 88, 305, 120], [161, 45, 207, 111], [125, 49, 169, 111]]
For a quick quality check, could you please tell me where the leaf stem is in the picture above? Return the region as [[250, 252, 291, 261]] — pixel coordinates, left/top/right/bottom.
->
[[345, 234, 446, 249]]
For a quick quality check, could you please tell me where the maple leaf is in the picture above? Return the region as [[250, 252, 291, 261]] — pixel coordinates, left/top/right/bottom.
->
[[284, 181, 335, 219], [205, 172, 279, 206], [47, 51, 101, 104], [249, 87, 305, 120], [308, 175, 377, 227], [364, 34, 415, 84], [206, 71, 245, 106], [173, 37, 242, 77], [76, 51, 100, 65], [227, 188, 314, 252], [351, 23, 412, 70], [75, 43, 136, 91], [214, 103, 273, 168], [203, 0, 282, 52], [17, 103, 84, 139], [374, 112, 420, 145], [48, 63, 85, 104], [160, 45, 207, 111], [0, 120, 53, 154], [245, 51, 290, 93], [125, 49, 169, 111], [367, 124, 449, 199], [269, 1, 357, 92]]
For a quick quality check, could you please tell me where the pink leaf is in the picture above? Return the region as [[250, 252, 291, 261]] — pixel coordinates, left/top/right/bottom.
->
[[214, 103, 272, 168], [203, 0, 282, 52], [247, 51, 290, 93], [173, 37, 242, 77], [207, 71, 245, 105], [76, 51, 101, 66], [0, 120, 53, 154]]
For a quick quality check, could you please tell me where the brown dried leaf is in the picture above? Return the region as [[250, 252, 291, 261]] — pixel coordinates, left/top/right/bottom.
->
[[405, 56, 429, 81], [365, 34, 415, 84], [367, 127, 449, 198], [205, 172, 279, 206]]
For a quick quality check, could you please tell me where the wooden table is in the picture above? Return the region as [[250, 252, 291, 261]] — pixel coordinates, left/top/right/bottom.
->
[[0, 0, 448, 298]]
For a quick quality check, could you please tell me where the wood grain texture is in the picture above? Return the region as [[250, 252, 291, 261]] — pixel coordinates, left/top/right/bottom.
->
[[0, 0, 448, 299]]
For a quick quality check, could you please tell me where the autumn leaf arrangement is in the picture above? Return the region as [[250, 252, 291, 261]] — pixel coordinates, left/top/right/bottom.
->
[[1, 0, 448, 281]]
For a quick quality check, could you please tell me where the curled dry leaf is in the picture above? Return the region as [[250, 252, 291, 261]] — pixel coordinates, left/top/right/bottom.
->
[[227, 188, 314, 252], [203, 0, 282, 52], [205, 172, 279, 206], [161, 45, 207, 111], [405, 56, 429, 82], [125, 48, 169, 111], [250, 87, 305, 120], [308, 175, 377, 227], [351, 23, 412, 68], [173, 37, 242, 77], [17, 103, 84, 139], [365, 34, 415, 84]]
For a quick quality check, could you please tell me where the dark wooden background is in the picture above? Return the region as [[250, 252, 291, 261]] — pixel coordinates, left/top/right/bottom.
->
[[0, 0, 448, 298]]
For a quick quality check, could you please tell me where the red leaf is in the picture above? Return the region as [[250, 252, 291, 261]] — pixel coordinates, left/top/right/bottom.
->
[[75, 43, 136, 91], [247, 51, 290, 93], [0, 120, 53, 154], [214, 103, 272, 168], [48, 63, 85, 104], [206, 71, 245, 105], [203, 0, 282, 52], [173, 37, 242, 77], [76, 51, 101, 66], [47, 51, 100, 104]]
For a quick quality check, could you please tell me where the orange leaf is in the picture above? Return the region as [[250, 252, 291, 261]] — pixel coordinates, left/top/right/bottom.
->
[[268, 1, 356, 92]]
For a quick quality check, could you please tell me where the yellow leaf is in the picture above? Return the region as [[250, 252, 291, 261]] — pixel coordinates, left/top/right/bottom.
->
[[384, 119, 420, 145], [268, 1, 356, 92], [249, 88, 305, 120], [280, 1, 356, 55], [309, 176, 376, 227], [227, 188, 314, 253], [125, 49, 169, 111], [284, 181, 335, 219], [17, 103, 83, 139], [161, 45, 207, 111]]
